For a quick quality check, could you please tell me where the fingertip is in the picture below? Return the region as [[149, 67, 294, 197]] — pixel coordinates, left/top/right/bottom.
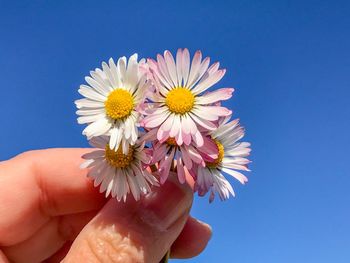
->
[[0, 250, 10, 263], [170, 216, 212, 259]]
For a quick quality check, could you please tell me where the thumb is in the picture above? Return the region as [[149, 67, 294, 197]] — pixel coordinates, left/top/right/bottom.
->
[[63, 174, 193, 263]]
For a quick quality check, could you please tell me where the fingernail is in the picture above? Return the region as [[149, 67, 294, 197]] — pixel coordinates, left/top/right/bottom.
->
[[139, 173, 193, 231]]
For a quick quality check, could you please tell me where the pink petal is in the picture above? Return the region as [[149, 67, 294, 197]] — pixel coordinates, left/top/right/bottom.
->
[[181, 147, 193, 170], [197, 88, 234, 104], [159, 113, 175, 133], [157, 54, 174, 87], [157, 128, 170, 143], [200, 106, 232, 117], [176, 48, 183, 86], [183, 132, 192, 146], [186, 50, 202, 87], [148, 58, 172, 92], [207, 61, 220, 74], [188, 57, 210, 90], [182, 48, 190, 86], [152, 144, 167, 163], [143, 113, 168, 128], [175, 124, 184, 145], [159, 148, 176, 184], [186, 115, 198, 134], [169, 115, 181, 138], [201, 136, 219, 159], [164, 50, 178, 87], [192, 69, 226, 95], [192, 108, 220, 121], [186, 145, 204, 164], [190, 57, 210, 88], [192, 130, 204, 147], [190, 114, 217, 130], [177, 158, 186, 184]]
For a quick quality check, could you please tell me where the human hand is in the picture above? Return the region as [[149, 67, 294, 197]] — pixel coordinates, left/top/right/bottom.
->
[[0, 148, 212, 263]]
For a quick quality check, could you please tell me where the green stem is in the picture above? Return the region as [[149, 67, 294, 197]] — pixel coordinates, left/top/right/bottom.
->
[[159, 249, 170, 263]]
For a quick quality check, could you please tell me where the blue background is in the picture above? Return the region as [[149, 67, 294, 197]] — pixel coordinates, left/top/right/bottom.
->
[[1, 1, 349, 262]]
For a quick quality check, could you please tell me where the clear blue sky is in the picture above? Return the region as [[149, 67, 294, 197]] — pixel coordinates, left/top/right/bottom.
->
[[1, 1, 349, 262]]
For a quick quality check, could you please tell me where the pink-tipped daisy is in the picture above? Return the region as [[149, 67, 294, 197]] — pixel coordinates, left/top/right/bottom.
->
[[81, 136, 159, 202], [143, 128, 218, 184], [75, 54, 150, 154], [142, 49, 233, 147], [195, 117, 251, 202]]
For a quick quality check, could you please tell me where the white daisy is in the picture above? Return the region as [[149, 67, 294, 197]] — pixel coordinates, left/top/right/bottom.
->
[[75, 54, 150, 154], [81, 135, 159, 202], [195, 117, 251, 202], [142, 49, 233, 147]]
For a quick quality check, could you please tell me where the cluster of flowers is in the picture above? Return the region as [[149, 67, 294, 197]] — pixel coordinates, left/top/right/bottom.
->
[[75, 49, 251, 202]]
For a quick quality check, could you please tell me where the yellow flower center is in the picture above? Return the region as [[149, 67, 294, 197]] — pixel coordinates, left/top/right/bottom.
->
[[165, 87, 195, 115], [105, 88, 134, 120], [166, 137, 177, 146], [105, 144, 134, 168], [206, 139, 225, 168]]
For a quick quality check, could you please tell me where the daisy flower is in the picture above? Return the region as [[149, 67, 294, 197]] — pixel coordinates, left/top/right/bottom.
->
[[81, 136, 159, 202], [142, 49, 233, 147], [143, 129, 218, 184], [195, 117, 251, 202], [75, 54, 150, 153]]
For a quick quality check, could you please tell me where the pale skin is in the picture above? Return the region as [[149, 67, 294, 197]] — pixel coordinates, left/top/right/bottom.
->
[[0, 149, 212, 263]]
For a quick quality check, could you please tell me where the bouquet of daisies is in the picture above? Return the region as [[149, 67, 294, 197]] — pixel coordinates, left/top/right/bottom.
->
[[75, 49, 251, 203]]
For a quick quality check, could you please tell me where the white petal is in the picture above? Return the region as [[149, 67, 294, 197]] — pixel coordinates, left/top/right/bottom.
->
[[78, 113, 105, 124], [85, 76, 111, 95], [117, 56, 127, 83], [127, 171, 141, 201], [80, 159, 95, 169], [109, 58, 122, 87], [75, 98, 104, 109], [78, 86, 106, 102], [126, 54, 139, 91], [109, 126, 120, 149], [82, 150, 105, 160], [102, 62, 117, 89], [83, 118, 111, 138], [221, 167, 248, 184], [76, 108, 105, 116], [89, 135, 109, 148]]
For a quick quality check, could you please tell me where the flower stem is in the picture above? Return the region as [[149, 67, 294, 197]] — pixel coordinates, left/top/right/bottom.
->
[[159, 249, 170, 263]]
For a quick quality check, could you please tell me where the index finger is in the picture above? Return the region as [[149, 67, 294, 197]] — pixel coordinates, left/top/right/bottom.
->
[[0, 148, 106, 246]]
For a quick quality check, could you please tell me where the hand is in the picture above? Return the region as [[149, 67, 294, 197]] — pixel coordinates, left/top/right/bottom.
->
[[0, 149, 212, 263]]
